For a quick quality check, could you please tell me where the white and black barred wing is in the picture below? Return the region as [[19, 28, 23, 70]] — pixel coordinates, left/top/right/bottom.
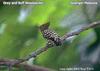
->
[[42, 29, 62, 46]]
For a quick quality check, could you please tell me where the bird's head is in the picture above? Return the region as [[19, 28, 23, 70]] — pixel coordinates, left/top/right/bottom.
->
[[40, 22, 50, 31]]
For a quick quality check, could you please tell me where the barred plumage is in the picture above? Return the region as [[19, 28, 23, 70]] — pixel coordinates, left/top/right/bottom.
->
[[40, 22, 62, 46]]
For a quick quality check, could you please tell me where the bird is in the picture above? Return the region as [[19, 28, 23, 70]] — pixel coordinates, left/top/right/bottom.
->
[[39, 22, 62, 46]]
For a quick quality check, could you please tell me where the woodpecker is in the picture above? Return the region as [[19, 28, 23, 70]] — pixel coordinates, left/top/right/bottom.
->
[[40, 22, 62, 46]]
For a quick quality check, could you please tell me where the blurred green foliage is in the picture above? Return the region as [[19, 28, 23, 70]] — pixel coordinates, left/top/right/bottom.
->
[[0, 0, 100, 71]]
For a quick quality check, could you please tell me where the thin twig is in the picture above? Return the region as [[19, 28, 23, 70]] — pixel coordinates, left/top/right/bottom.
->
[[8, 65, 12, 71], [25, 46, 49, 60], [62, 21, 100, 41]]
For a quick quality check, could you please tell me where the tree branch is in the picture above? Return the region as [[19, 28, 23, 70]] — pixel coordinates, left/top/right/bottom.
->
[[0, 59, 53, 71], [0, 21, 100, 70], [62, 21, 100, 41], [25, 21, 100, 61]]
